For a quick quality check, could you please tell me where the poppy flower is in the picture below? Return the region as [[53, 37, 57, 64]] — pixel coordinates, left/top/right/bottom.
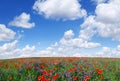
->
[[8, 77, 12, 81], [52, 73, 59, 80], [74, 76, 77, 81], [84, 76, 90, 81], [38, 76, 41, 81], [43, 70, 47, 75], [27, 65, 32, 70], [40, 64, 44, 69], [97, 69, 103, 75], [79, 65, 82, 69]]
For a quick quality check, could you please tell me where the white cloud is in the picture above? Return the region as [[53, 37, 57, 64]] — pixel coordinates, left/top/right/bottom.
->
[[0, 24, 16, 41], [0, 28, 101, 59], [0, 40, 18, 53], [95, 46, 120, 57], [95, 0, 120, 24], [117, 45, 120, 51], [79, 26, 97, 41], [80, 0, 120, 41], [63, 30, 74, 39], [60, 30, 101, 48], [22, 45, 36, 54], [9, 12, 35, 28], [92, 0, 108, 4], [0, 40, 36, 59], [1, 0, 120, 59], [33, 0, 87, 20], [96, 47, 111, 56]]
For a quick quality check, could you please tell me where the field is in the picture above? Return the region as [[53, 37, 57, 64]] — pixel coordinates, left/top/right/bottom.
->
[[0, 57, 120, 81]]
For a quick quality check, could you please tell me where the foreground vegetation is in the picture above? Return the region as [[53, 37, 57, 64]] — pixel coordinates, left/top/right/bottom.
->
[[0, 57, 120, 81]]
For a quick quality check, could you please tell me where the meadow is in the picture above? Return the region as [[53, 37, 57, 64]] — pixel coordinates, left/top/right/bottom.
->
[[0, 57, 120, 81]]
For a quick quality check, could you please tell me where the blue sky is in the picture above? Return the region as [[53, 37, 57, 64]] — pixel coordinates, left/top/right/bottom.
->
[[0, 0, 120, 59]]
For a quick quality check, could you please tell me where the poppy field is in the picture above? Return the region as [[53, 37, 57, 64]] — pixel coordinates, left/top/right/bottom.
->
[[0, 57, 120, 81]]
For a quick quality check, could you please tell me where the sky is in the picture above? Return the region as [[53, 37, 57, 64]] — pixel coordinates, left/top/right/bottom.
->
[[0, 0, 120, 59]]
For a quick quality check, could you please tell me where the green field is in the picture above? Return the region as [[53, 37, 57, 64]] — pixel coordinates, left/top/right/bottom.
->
[[0, 57, 120, 81]]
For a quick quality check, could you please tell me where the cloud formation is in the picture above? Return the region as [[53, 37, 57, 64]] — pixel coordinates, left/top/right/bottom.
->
[[0, 24, 16, 41], [0, 40, 36, 59], [33, 0, 87, 20], [60, 30, 101, 48], [9, 12, 35, 28], [81, 0, 120, 41], [1, 0, 120, 59]]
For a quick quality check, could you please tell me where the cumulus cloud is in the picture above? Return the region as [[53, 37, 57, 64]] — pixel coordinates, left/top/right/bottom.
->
[[33, 0, 87, 20], [80, 0, 120, 41], [1, 0, 120, 58], [35, 29, 101, 57], [96, 47, 111, 57], [95, 46, 120, 58], [0, 40, 36, 59], [0, 29, 101, 59], [60, 30, 101, 48], [0, 24, 16, 41], [9, 12, 35, 28], [0, 40, 18, 52], [95, 0, 120, 24]]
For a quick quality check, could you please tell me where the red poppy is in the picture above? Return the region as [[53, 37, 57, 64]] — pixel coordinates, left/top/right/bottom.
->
[[38, 75, 46, 81], [74, 76, 77, 81], [43, 70, 47, 75], [27, 65, 32, 70], [47, 78, 51, 81], [38, 76, 41, 81], [54, 68, 57, 71], [52, 73, 59, 80], [40, 64, 44, 69], [68, 68, 73, 72], [84, 76, 90, 81], [73, 67, 77, 71], [8, 77, 12, 81], [97, 69, 103, 75], [48, 70, 53, 73], [79, 65, 82, 69]]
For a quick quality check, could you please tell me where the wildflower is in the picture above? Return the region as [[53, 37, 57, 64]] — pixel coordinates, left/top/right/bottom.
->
[[74, 76, 77, 81], [41, 75, 45, 81], [47, 78, 50, 81], [73, 67, 77, 71], [68, 68, 73, 72], [14, 64, 19, 69], [40, 64, 44, 69], [53, 61, 57, 65], [48, 70, 53, 73], [79, 65, 82, 69], [95, 67, 99, 71], [27, 65, 32, 70], [53, 68, 57, 71], [97, 69, 103, 75], [55, 73, 59, 77], [29, 61, 33, 64], [84, 76, 90, 81], [38, 76, 41, 81], [8, 77, 12, 81], [47, 73, 51, 76], [52, 73, 59, 80], [100, 75, 104, 80], [38, 75, 46, 81], [43, 70, 47, 75]]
